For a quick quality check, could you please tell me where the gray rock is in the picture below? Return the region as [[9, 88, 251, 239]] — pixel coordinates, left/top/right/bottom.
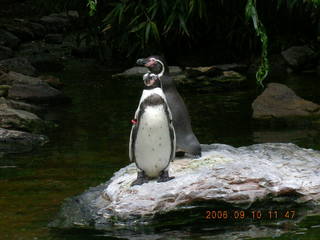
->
[[8, 83, 67, 104], [44, 34, 63, 44], [0, 97, 42, 113], [31, 53, 64, 72], [0, 127, 48, 153], [0, 57, 36, 76], [17, 42, 64, 72], [0, 45, 14, 60], [281, 45, 316, 69], [252, 83, 320, 120], [39, 15, 70, 33], [25, 22, 47, 39], [50, 143, 320, 231], [0, 29, 21, 49], [6, 71, 42, 85], [0, 68, 14, 85], [2, 23, 34, 41], [186, 64, 247, 77], [67, 10, 79, 19], [0, 100, 46, 131], [248, 54, 288, 77], [210, 70, 246, 83], [113, 66, 183, 78], [0, 85, 10, 97]]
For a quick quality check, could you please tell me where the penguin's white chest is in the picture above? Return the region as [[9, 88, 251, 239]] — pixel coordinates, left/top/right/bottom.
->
[[134, 105, 172, 177]]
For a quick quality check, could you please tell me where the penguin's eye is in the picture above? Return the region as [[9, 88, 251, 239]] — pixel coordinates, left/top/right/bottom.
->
[[146, 58, 157, 67]]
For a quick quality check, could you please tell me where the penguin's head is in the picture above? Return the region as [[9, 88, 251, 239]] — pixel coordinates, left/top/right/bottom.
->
[[143, 72, 161, 88], [136, 56, 169, 77]]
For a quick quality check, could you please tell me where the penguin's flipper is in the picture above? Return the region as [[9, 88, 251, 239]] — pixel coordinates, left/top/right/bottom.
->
[[129, 123, 138, 162], [169, 121, 176, 162]]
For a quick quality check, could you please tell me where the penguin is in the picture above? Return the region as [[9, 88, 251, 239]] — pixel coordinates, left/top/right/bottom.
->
[[129, 72, 176, 186], [136, 56, 201, 157]]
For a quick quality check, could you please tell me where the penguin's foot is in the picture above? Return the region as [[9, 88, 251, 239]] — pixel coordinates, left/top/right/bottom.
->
[[193, 152, 202, 158], [157, 170, 175, 183], [175, 151, 185, 158], [131, 171, 149, 186]]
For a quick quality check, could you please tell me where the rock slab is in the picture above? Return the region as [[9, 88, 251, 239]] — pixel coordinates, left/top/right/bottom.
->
[[252, 83, 320, 120], [0, 127, 48, 153], [51, 143, 320, 230]]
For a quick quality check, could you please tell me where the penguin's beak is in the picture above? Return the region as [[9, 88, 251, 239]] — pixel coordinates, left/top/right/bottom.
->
[[136, 58, 147, 66]]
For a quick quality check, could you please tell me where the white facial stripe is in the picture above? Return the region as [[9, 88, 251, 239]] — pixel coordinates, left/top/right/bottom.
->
[[155, 59, 165, 78]]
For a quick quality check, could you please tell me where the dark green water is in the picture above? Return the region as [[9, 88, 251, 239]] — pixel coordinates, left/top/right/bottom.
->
[[1, 60, 320, 240]]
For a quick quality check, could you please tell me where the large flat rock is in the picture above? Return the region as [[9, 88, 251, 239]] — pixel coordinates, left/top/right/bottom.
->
[[252, 83, 320, 122], [0, 127, 48, 154], [50, 143, 320, 230]]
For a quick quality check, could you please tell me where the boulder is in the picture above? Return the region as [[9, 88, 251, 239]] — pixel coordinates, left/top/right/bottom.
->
[[24, 21, 47, 39], [0, 68, 14, 85], [1, 23, 34, 41], [112, 66, 183, 78], [0, 45, 14, 60], [0, 97, 42, 114], [0, 127, 48, 154], [50, 143, 320, 231], [39, 75, 63, 89], [281, 45, 316, 69], [8, 83, 67, 104], [0, 57, 36, 76], [0, 85, 10, 97], [248, 54, 288, 77], [6, 71, 42, 85], [39, 15, 70, 33], [30, 53, 64, 72], [186, 63, 247, 78], [0, 29, 21, 49], [17, 42, 64, 72], [67, 10, 80, 20], [0, 100, 46, 132], [44, 34, 63, 44], [252, 83, 320, 123]]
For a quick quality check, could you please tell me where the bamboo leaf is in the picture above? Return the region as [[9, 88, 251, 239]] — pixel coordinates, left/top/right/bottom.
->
[[189, 0, 195, 15], [130, 21, 146, 33], [150, 21, 160, 41], [102, 24, 112, 32], [179, 15, 190, 36], [164, 13, 176, 34], [145, 22, 151, 43], [118, 3, 125, 24]]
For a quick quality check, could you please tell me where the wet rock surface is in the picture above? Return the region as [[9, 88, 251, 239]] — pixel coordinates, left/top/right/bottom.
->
[[0, 29, 21, 49], [0, 57, 37, 76], [113, 65, 247, 91], [0, 98, 46, 131], [8, 83, 66, 103], [0, 127, 48, 153], [281, 45, 316, 70], [51, 143, 320, 230], [252, 83, 320, 125]]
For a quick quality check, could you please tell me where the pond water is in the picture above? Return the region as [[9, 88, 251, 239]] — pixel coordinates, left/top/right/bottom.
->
[[1, 59, 320, 240]]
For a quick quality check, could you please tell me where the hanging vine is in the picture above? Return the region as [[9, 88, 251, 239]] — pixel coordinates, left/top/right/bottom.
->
[[245, 0, 269, 86]]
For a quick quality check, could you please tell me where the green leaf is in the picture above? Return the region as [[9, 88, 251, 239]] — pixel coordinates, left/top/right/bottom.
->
[[164, 13, 176, 34], [130, 21, 146, 33], [118, 3, 125, 24], [245, 0, 269, 86], [150, 21, 160, 41], [145, 22, 151, 43], [179, 15, 190, 36]]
